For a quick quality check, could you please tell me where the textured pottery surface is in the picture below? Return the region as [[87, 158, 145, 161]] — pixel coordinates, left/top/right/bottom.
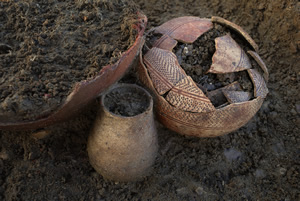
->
[[87, 84, 158, 182], [138, 16, 269, 137]]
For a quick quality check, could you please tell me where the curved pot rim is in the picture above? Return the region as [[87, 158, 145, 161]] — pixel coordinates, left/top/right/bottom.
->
[[100, 83, 153, 119], [137, 31, 265, 137], [0, 12, 148, 131]]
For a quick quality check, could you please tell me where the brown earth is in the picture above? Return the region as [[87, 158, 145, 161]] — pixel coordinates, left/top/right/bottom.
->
[[0, 0, 138, 121], [0, 0, 299, 200]]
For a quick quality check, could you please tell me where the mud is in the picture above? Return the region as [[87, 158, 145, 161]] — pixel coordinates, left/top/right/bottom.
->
[[0, 0, 299, 200], [0, 0, 138, 121]]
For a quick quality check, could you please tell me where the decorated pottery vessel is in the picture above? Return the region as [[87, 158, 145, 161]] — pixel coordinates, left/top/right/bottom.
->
[[87, 84, 158, 182], [138, 16, 268, 137]]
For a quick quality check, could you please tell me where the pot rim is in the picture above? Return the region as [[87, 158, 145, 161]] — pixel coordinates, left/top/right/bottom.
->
[[0, 13, 148, 130], [100, 83, 153, 119]]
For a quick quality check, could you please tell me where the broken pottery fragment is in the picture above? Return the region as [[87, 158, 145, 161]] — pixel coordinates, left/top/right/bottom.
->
[[143, 47, 186, 95], [223, 90, 252, 103], [166, 76, 215, 113], [138, 16, 268, 137], [247, 50, 269, 81], [154, 16, 213, 44], [153, 34, 178, 51], [247, 69, 269, 98], [0, 13, 148, 130], [211, 16, 259, 51], [209, 34, 252, 74], [207, 81, 243, 106]]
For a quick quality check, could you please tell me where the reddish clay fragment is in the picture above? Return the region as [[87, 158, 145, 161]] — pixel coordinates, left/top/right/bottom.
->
[[209, 34, 252, 74], [0, 13, 148, 130], [166, 76, 215, 113], [223, 90, 252, 103], [153, 35, 178, 51], [247, 69, 269, 98], [153, 16, 213, 45], [207, 81, 242, 104], [211, 16, 259, 52], [247, 50, 269, 81]]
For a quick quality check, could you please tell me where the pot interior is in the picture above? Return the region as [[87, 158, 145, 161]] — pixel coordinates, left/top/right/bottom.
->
[[103, 84, 151, 117]]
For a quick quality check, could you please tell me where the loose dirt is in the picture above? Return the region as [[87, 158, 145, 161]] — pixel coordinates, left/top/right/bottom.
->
[[0, 0, 138, 121], [0, 0, 299, 200]]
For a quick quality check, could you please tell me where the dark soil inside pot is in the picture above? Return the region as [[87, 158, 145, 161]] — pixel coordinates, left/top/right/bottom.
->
[[172, 26, 255, 107], [0, 0, 139, 121], [104, 85, 150, 117]]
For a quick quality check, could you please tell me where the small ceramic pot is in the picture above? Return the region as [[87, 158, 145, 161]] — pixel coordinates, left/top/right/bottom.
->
[[87, 83, 158, 182]]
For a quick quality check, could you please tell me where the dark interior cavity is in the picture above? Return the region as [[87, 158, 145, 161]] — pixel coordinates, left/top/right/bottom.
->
[[103, 85, 150, 117]]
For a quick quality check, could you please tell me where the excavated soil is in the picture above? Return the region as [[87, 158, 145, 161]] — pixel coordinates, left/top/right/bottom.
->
[[0, 0, 138, 121], [0, 0, 299, 200]]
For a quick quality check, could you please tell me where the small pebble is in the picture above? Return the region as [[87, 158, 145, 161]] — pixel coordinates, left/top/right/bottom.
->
[[183, 46, 189, 55], [269, 111, 278, 119], [254, 169, 266, 178], [278, 167, 287, 175], [0, 149, 9, 160], [195, 186, 206, 195], [272, 142, 286, 155], [295, 104, 300, 114], [31, 129, 51, 140], [28, 151, 39, 160], [176, 187, 190, 196], [290, 109, 297, 115], [258, 3, 265, 10], [205, 83, 216, 91], [224, 148, 242, 161]]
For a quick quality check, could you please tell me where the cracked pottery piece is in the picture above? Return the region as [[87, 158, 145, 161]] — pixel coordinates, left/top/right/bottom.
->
[[165, 76, 215, 113], [0, 13, 147, 130], [211, 16, 259, 51], [138, 16, 268, 137], [247, 69, 269, 98], [247, 50, 269, 81], [208, 34, 252, 74]]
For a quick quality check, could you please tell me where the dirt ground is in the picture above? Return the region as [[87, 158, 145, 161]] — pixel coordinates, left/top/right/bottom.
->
[[0, 0, 299, 200]]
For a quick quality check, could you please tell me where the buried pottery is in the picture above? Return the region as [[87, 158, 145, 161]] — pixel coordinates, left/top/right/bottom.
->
[[0, 1, 147, 130], [138, 16, 268, 137], [87, 84, 158, 182]]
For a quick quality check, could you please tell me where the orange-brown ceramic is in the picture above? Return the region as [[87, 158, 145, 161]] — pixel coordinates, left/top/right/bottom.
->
[[209, 34, 252, 73], [138, 16, 268, 137], [0, 13, 147, 130]]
